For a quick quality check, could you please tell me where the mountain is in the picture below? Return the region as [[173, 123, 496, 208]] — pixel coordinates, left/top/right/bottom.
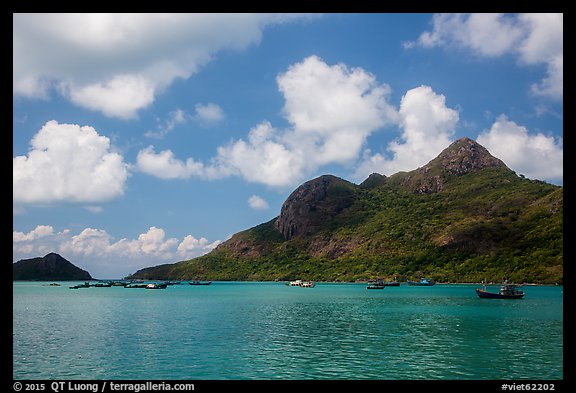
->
[[128, 137, 563, 284], [13, 253, 93, 281]]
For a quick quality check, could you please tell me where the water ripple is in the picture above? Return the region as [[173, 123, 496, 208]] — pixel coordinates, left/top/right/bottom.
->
[[13, 282, 563, 380]]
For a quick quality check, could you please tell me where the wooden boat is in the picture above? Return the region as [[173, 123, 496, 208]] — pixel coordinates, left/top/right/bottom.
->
[[407, 278, 435, 286], [69, 282, 90, 289], [476, 283, 524, 299], [124, 283, 148, 288], [145, 283, 167, 289], [189, 281, 212, 286], [287, 279, 315, 287], [367, 278, 385, 289]]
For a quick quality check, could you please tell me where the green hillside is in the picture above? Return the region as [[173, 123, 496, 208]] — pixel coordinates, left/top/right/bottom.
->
[[13, 253, 93, 281], [128, 138, 563, 284]]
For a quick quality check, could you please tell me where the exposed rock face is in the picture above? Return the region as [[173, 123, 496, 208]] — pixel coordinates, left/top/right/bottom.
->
[[127, 136, 562, 284], [434, 137, 508, 175], [13, 253, 93, 281], [275, 175, 356, 240], [404, 137, 510, 194]]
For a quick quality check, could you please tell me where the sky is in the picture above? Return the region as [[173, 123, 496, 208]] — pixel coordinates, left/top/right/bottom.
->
[[13, 13, 563, 279]]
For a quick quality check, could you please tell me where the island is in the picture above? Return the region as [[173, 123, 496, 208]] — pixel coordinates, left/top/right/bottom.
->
[[13, 253, 93, 281]]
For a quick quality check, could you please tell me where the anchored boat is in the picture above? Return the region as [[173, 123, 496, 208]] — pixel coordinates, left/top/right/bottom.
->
[[476, 282, 525, 299]]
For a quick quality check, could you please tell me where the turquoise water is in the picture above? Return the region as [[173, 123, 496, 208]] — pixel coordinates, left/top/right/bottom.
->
[[13, 282, 563, 380]]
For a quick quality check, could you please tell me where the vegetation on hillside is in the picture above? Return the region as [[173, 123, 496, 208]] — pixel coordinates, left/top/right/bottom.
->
[[129, 166, 562, 284]]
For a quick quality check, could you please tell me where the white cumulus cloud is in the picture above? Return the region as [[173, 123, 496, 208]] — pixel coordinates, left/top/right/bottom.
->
[[407, 13, 563, 99], [13, 120, 129, 204], [177, 235, 221, 258], [354, 85, 459, 179], [137, 55, 399, 188], [13, 225, 54, 242], [13, 225, 221, 278], [135, 145, 209, 180], [477, 115, 563, 183], [248, 195, 270, 210], [195, 102, 225, 123], [13, 13, 314, 118], [63, 74, 155, 120]]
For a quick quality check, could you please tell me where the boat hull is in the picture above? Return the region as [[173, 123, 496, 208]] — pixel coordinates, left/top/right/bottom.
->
[[407, 281, 435, 286], [475, 289, 524, 299]]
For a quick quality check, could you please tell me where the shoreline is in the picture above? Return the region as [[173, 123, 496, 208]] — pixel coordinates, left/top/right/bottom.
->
[[13, 279, 562, 286]]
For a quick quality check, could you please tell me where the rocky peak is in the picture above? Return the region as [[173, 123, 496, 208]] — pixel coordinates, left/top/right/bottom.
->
[[402, 137, 510, 194], [360, 172, 387, 189], [275, 175, 357, 240], [431, 137, 508, 175]]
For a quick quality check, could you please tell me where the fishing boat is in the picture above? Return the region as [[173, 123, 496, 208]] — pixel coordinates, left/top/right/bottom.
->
[[367, 278, 385, 289], [189, 281, 212, 286], [384, 277, 400, 286], [69, 282, 91, 289], [287, 279, 315, 287], [124, 283, 148, 288], [146, 283, 168, 289], [476, 283, 524, 299], [407, 278, 435, 286]]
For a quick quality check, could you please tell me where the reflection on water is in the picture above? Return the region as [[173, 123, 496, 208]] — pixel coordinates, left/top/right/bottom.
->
[[13, 282, 563, 379]]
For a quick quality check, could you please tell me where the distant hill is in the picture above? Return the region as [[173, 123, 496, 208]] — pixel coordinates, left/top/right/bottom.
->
[[13, 253, 93, 281], [128, 137, 563, 284]]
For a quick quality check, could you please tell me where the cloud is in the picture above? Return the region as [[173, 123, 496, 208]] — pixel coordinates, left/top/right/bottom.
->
[[248, 195, 269, 210], [517, 14, 563, 99], [195, 102, 225, 123], [214, 121, 308, 187], [144, 104, 223, 139], [13, 225, 221, 278], [410, 13, 524, 57], [135, 145, 215, 180], [407, 13, 563, 99], [477, 115, 563, 183], [13, 120, 129, 204], [63, 74, 155, 120], [137, 55, 399, 188], [13, 225, 54, 242], [354, 85, 459, 179], [145, 109, 188, 139], [13, 13, 313, 118], [277, 55, 399, 165], [177, 235, 221, 258]]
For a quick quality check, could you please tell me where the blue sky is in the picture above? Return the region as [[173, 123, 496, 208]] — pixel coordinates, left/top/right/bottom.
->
[[13, 13, 563, 279]]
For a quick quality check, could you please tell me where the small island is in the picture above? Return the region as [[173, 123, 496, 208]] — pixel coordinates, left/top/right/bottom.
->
[[13, 253, 93, 281]]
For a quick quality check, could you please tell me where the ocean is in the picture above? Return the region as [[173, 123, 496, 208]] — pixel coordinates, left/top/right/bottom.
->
[[13, 281, 563, 380]]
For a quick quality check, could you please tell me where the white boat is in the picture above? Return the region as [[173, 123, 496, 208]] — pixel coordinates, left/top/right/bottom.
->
[[286, 279, 315, 287]]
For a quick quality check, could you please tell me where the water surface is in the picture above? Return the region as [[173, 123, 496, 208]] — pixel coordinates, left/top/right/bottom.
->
[[13, 282, 563, 380]]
